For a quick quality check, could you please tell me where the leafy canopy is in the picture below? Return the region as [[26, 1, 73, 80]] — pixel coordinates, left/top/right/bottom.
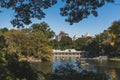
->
[[0, 0, 114, 27]]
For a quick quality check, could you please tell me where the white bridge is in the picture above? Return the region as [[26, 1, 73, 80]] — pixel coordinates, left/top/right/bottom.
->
[[53, 49, 87, 59]]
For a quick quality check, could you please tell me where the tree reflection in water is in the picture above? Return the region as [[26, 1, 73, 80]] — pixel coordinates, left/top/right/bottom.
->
[[31, 61, 110, 80], [46, 63, 109, 80], [5, 57, 119, 80]]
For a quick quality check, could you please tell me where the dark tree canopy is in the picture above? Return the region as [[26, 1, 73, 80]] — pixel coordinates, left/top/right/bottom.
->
[[60, 0, 114, 25], [0, 0, 115, 27]]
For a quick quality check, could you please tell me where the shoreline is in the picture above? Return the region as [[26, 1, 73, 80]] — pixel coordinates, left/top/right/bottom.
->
[[80, 56, 108, 61], [20, 57, 41, 63], [109, 57, 120, 61]]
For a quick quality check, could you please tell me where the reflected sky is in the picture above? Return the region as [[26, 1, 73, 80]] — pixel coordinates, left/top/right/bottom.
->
[[53, 57, 120, 80], [31, 57, 120, 80]]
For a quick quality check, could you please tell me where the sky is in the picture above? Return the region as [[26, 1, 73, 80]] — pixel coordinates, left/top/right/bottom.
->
[[0, 1, 120, 37]]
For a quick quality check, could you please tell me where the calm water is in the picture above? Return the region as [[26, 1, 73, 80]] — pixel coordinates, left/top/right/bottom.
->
[[32, 57, 120, 80]]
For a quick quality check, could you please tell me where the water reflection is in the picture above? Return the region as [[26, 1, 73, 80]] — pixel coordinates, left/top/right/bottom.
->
[[54, 57, 120, 80], [87, 60, 120, 80], [32, 57, 120, 80], [53, 56, 78, 71]]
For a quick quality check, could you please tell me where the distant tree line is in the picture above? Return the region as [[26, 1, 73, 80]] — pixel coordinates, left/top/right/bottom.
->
[[50, 20, 120, 57]]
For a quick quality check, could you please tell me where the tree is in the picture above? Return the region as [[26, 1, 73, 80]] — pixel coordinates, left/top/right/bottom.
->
[[4, 30, 27, 55], [0, 35, 7, 50], [60, 0, 114, 25], [85, 21, 120, 57], [0, 29, 39, 80], [7, 55, 38, 80], [0, 0, 115, 27], [31, 22, 55, 39], [74, 37, 93, 50], [31, 31, 53, 61], [49, 39, 59, 49], [0, 52, 39, 80], [0, 27, 8, 34], [4, 29, 53, 61], [107, 21, 120, 56], [59, 36, 73, 50]]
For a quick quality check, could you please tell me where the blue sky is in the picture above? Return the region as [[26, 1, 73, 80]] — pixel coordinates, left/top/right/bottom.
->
[[0, 1, 120, 37]]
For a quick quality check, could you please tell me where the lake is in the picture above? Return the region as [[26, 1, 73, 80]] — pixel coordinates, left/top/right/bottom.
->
[[32, 57, 120, 80]]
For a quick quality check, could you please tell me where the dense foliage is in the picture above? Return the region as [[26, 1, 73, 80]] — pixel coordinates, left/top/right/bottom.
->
[[87, 21, 120, 57], [0, 35, 38, 80], [0, 22, 54, 61], [0, 22, 55, 80], [0, 0, 116, 27], [51, 20, 120, 57]]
